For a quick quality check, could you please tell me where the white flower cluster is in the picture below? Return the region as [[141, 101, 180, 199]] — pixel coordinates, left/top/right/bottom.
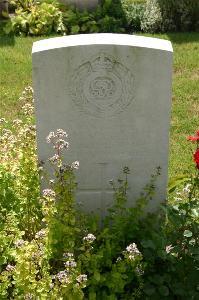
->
[[183, 183, 191, 193], [56, 270, 70, 284], [22, 103, 34, 116], [24, 293, 33, 300], [6, 264, 15, 272], [71, 160, 80, 170], [35, 229, 47, 239], [0, 118, 6, 125], [54, 139, 69, 151], [63, 252, 77, 269], [64, 260, 77, 268], [46, 129, 68, 143], [63, 252, 74, 259], [42, 189, 56, 198], [49, 154, 60, 164], [46, 129, 70, 155], [14, 239, 25, 248], [135, 265, 144, 276], [12, 119, 23, 126], [126, 243, 141, 260], [165, 244, 174, 254], [83, 233, 96, 244], [76, 274, 87, 284]]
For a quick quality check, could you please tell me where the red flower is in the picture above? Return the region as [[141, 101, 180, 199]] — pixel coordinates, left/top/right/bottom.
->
[[187, 130, 199, 142], [194, 148, 199, 169]]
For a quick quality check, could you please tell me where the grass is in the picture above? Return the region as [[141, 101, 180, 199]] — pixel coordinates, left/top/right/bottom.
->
[[0, 29, 198, 177]]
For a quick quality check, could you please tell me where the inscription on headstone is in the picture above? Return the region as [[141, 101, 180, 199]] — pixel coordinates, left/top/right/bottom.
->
[[70, 52, 134, 117], [32, 34, 173, 215]]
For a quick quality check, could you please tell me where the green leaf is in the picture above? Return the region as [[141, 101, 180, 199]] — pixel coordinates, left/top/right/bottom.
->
[[168, 175, 190, 193], [94, 272, 100, 282], [158, 285, 169, 296], [183, 230, 193, 238], [141, 239, 155, 249], [71, 25, 80, 34], [144, 284, 156, 296]]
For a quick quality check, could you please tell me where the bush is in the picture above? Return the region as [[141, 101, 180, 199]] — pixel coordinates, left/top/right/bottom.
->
[[121, 0, 145, 32], [159, 0, 199, 32], [4, 1, 66, 36], [141, 0, 162, 33], [141, 0, 199, 33], [5, 0, 125, 36], [0, 87, 198, 299]]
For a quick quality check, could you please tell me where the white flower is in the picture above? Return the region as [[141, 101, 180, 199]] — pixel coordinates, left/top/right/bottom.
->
[[83, 233, 96, 243], [125, 243, 141, 260], [183, 184, 191, 193], [166, 245, 174, 254], [24, 293, 33, 300], [56, 270, 70, 284], [35, 229, 46, 239], [46, 131, 55, 143], [13, 119, 23, 126], [64, 260, 77, 268], [126, 243, 140, 255], [22, 103, 34, 116], [116, 257, 122, 262], [56, 129, 68, 138], [71, 161, 79, 170], [54, 139, 69, 150], [135, 265, 144, 276], [128, 255, 135, 260], [42, 189, 56, 198], [76, 274, 87, 284], [0, 118, 6, 124], [14, 239, 25, 248], [174, 197, 182, 201], [63, 252, 74, 258], [49, 154, 60, 163], [6, 264, 15, 272]]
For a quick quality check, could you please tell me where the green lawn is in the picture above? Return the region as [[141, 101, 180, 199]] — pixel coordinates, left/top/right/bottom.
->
[[0, 31, 199, 177]]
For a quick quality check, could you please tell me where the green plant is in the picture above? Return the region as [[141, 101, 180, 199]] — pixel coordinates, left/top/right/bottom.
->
[[10, 0, 37, 11], [121, 0, 145, 32], [4, 1, 66, 36], [159, 0, 199, 32], [141, 0, 162, 33], [62, 0, 125, 35], [0, 87, 41, 238], [0, 86, 198, 298]]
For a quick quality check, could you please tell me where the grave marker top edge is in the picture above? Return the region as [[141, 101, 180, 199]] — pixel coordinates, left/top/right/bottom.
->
[[32, 33, 173, 54]]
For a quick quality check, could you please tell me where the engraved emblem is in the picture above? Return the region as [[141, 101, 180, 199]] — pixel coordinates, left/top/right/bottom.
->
[[70, 53, 134, 117]]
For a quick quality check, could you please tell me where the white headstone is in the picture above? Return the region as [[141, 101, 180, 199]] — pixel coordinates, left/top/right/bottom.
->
[[32, 34, 173, 215]]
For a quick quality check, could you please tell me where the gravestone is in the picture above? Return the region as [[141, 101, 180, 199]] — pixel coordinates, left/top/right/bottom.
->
[[32, 34, 173, 215], [0, 0, 9, 18]]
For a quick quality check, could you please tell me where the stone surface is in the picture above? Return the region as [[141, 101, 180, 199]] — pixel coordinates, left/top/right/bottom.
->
[[59, 0, 100, 11], [0, 0, 9, 18], [32, 34, 173, 215]]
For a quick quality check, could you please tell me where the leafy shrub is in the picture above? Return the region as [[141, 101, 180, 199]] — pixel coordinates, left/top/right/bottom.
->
[[0, 87, 198, 299], [141, 0, 199, 33], [121, 0, 145, 32], [159, 0, 199, 32], [5, 1, 66, 36], [5, 0, 125, 36], [63, 0, 125, 34], [141, 0, 162, 33]]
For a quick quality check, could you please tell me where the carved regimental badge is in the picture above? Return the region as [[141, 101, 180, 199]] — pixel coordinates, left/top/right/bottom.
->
[[70, 53, 134, 117]]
